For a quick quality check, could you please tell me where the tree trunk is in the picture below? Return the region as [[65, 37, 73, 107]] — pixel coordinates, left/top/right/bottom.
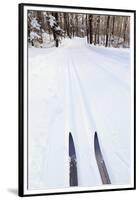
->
[[94, 33, 97, 45], [112, 16, 115, 36], [89, 15, 93, 44], [123, 17, 128, 44], [97, 16, 100, 45], [105, 16, 110, 47], [75, 15, 79, 37], [53, 12, 59, 47], [86, 15, 89, 43]]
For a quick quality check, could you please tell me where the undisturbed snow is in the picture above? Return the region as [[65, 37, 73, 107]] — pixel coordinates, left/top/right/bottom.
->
[[28, 38, 132, 190]]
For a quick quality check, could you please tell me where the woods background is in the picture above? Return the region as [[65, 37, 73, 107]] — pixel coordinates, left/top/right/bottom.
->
[[28, 11, 130, 48]]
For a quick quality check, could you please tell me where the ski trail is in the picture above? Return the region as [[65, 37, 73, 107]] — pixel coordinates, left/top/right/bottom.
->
[[70, 55, 97, 131], [85, 46, 130, 89], [69, 46, 131, 185], [87, 45, 130, 63], [28, 38, 132, 189], [65, 49, 102, 186], [70, 52, 113, 185]]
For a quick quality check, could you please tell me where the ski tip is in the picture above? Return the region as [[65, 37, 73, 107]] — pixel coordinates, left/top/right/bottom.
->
[[94, 131, 98, 138], [94, 131, 99, 148], [69, 132, 73, 143], [69, 132, 73, 146], [69, 132, 76, 159]]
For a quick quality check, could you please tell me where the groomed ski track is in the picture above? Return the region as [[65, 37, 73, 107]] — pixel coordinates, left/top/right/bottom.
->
[[28, 38, 131, 190]]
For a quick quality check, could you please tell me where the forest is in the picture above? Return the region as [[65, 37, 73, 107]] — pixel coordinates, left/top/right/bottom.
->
[[28, 10, 130, 48]]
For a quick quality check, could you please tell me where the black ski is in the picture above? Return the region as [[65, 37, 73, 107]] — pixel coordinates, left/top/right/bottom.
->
[[94, 131, 111, 184], [69, 132, 78, 186]]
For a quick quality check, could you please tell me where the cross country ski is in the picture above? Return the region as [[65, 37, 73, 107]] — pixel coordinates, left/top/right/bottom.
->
[[69, 132, 78, 186], [94, 131, 111, 184]]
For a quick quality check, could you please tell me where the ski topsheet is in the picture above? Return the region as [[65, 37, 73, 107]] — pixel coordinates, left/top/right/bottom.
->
[[94, 132, 111, 184], [69, 132, 78, 186]]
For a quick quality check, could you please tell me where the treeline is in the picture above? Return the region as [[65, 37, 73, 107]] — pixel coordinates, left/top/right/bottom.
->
[[28, 10, 130, 48]]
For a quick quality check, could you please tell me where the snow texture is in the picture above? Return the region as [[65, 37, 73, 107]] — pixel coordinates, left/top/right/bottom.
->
[[30, 31, 41, 41], [31, 17, 41, 30], [48, 15, 56, 27], [28, 37, 132, 190]]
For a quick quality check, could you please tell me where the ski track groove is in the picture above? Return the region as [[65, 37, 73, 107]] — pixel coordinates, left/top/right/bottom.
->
[[66, 49, 102, 186], [70, 53, 97, 132], [69, 51, 111, 184]]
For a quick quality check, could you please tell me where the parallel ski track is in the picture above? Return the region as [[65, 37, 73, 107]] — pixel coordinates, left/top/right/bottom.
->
[[66, 46, 115, 185], [66, 48, 102, 186]]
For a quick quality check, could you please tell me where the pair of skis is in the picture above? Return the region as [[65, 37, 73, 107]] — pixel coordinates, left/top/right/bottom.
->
[[69, 132, 111, 186]]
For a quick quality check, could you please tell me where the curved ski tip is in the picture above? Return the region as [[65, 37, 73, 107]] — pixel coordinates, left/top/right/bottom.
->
[[94, 131, 98, 138], [69, 132, 76, 158], [69, 132, 73, 140], [69, 132, 74, 143]]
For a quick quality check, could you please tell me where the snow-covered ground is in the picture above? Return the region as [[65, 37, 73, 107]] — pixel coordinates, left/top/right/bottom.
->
[[28, 37, 132, 190]]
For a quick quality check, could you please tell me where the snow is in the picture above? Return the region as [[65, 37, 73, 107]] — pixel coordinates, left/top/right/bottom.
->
[[30, 31, 40, 41], [31, 17, 41, 30], [28, 37, 132, 190], [81, 29, 84, 33], [42, 32, 49, 43], [55, 26, 62, 31], [48, 15, 56, 27]]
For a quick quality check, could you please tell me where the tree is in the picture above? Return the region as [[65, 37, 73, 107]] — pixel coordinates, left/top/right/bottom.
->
[[75, 14, 79, 37], [96, 16, 100, 44], [123, 17, 128, 44], [47, 13, 64, 47], [86, 15, 89, 43], [89, 15, 93, 44], [28, 11, 43, 47], [105, 16, 110, 47]]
